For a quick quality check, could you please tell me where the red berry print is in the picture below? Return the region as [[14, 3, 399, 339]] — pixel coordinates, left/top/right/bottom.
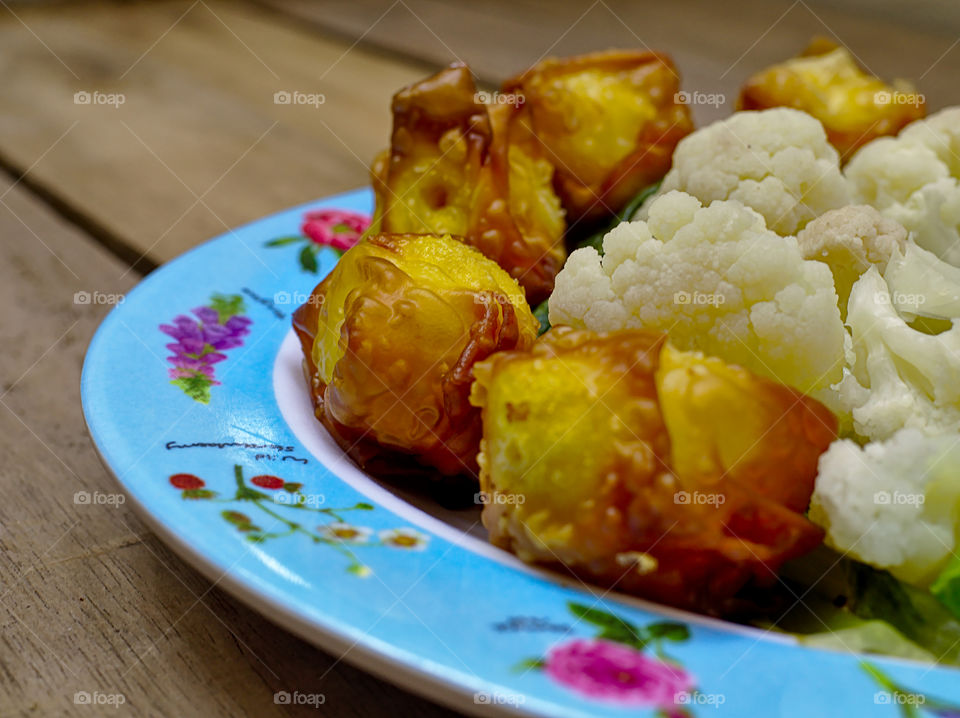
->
[[251, 475, 284, 490], [170, 473, 204, 490]]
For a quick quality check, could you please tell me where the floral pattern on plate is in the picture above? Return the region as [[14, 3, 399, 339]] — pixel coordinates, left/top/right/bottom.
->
[[81, 189, 960, 718], [264, 208, 369, 272], [520, 602, 697, 716], [169, 464, 430, 576], [160, 293, 252, 404]]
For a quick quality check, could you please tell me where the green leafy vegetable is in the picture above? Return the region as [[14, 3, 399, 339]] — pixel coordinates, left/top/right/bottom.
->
[[533, 299, 550, 336], [931, 555, 960, 621], [776, 550, 960, 666], [577, 181, 661, 256]]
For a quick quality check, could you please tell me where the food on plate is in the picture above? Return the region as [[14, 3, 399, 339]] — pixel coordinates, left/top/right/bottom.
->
[[288, 49, 960, 650], [774, 552, 960, 664], [845, 107, 960, 265], [636, 108, 850, 235], [549, 190, 849, 404], [795, 204, 907, 318], [884, 240, 960, 322], [292, 232, 538, 477], [502, 50, 694, 223], [833, 267, 960, 441], [797, 204, 960, 323], [738, 37, 926, 159], [469, 326, 835, 613], [370, 63, 565, 304], [810, 427, 960, 587]]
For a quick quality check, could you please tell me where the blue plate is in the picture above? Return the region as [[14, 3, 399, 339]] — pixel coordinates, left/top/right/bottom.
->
[[82, 188, 960, 717]]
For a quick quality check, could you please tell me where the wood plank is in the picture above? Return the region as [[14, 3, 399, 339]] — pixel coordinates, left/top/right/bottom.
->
[[0, 174, 457, 717], [263, 0, 960, 125], [6, 0, 959, 272], [0, 0, 430, 269]]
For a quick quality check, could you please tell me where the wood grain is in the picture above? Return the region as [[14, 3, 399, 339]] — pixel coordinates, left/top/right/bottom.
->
[[263, 0, 960, 125], [5, 1, 960, 716], [0, 0, 429, 270], [0, 173, 458, 717]]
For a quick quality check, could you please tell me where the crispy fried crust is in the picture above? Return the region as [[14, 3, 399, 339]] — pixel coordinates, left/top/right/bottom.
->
[[293, 233, 538, 478], [738, 38, 926, 160], [503, 50, 694, 223], [372, 64, 566, 305], [469, 327, 835, 614]]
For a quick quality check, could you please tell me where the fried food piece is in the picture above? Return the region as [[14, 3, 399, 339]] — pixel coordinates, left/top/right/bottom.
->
[[469, 328, 835, 614], [503, 50, 694, 223], [656, 344, 836, 514], [293, 233, 539, 478], [738, 37, 926, 160], [371, 63, 565, 305]]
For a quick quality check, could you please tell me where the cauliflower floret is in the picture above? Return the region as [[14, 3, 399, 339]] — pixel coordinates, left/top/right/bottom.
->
[[796, 204, 960, 322], [846, 107, 960, 265], [884, 241, 960, 321], [796, 205, 907, 318], [835, 266, 960, 440], [639, 108, 851, 235], [550, 190, 849, 398], [810, 428, 960, 586]]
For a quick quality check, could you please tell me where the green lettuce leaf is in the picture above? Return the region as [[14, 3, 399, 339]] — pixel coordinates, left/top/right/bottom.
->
[[931, 554, 960, 621], [773, 549, 960, 666]]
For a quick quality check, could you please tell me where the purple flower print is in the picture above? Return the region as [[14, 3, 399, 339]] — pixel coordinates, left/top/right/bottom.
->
[[160, 293, 251, 403]]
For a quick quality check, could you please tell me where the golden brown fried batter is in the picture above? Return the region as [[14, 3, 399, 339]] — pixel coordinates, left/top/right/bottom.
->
[[503, 50, 694, 223], [371, 64, 565, 305], [469, 327, 836, 614], [738, 38, 926, 160], [293, 233, 539, 478]]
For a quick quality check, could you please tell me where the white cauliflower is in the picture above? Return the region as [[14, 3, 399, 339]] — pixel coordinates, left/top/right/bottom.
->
[[835, 267, 960, 440], [549, 190, 849, 397], [885, 241, 960, 321], [846, 107, 960, 265], [810, 427, 960, 587], [639, 108, 851, 235], [796, 205, 907, 318]]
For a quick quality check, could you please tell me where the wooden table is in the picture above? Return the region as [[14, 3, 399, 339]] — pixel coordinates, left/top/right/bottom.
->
[[2, 1, 959, 715]]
